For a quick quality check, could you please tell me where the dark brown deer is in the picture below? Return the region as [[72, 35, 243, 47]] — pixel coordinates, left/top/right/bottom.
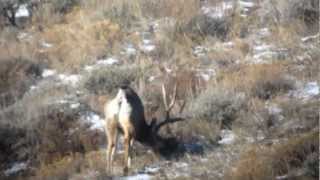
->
[[104, 84, 184, 174]]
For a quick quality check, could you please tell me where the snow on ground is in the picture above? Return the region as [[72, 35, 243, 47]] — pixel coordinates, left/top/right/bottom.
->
[[42, 69, 57, 78], [139, 32, 156, 53], [238, 0, 255, 8], [58, 74, 82, 87], [81, 112, 105, 131], [70, 102, 80, 109], [196, 68, 216, 82], [193, 46, 208, 57], [148, 76, 156, 82], [15, 4, 29, 18], [218, 130, 236, 145], [85, 57, 119, 72], [267, 103, 282, 115], [201, 1, 233, 19], [117, 173, 153, 180], [41, 41, 53, 48], [96, 57, 119, 66], [143, 166, 160, 174], [17, 32, 33, 41], [258, 28, 271, 37], [249, 42, 288, 64], [238, 0, 256, 17], [140, 42, 156, 52], [121, 44, 137, 56], [4, 162, 28, 176], [290, 81, 319, 100]]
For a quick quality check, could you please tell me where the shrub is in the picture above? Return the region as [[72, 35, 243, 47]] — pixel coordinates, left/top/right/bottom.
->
[[218, 64, 295, 100], [51, 0, 82, 14], [304, 152, 319, 178], [287, 0, 319, 27], [0, 58, 43, 107], [0, 99, 105, 178], [225, 131, 319, 180], [251, 75, 295, 100], [183, 14, 232, 40], [188, 87, 246, 129], [84, 66, 141, 95]]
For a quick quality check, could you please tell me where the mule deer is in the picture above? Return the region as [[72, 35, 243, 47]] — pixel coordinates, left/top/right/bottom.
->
[[105, 84, 184, 174]]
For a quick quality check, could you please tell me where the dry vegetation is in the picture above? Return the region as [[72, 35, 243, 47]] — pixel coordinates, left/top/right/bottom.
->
[[0, 0, 319, 179], [225, 131, 319, 180]]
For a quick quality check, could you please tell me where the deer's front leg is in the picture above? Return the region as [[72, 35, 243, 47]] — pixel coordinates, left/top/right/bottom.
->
[[106, 121, 118, 174], [123, 132, 133, 175]]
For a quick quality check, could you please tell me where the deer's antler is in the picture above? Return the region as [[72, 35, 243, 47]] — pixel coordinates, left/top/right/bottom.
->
[[153, 83, 185, 133]]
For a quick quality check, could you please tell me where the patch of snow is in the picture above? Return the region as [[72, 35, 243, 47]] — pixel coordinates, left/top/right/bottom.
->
[[267, 103, 282, 115], [124, 45, 137, 55], [16, 4, 29, 18], [258, 28, 271, 37], [223, 41, 234, 48], [148, 76, 156, 82], [143, 39, 152, 44], [218, 130, 236, 145], [58, 74, 82, 87], [238, 1, 255, 8], [17, 32, 31, 40], [196, 68, 216, 81], [97, 57, 119, 66], [4, 162, 28, 176], [140, 44, 156, 52], [56, 99, 69, 104], [70, 102, 80, 109], [200, 73, 211, 81], [201, 2, 233, 19], [118, 173, 152, 180], [304, 82, 319, 96], [164, 66, 172, 73], [251, 46, 289, 63], [42, 69, 57, 78], [82, 112, 105, 131], [84, 65, 95, 72], [193, 46, 208, 57], [41, 41, 53, 48], [253, 44, 273, 52], [29, 85, 38, 91], [253, 51, 277, 60], [144, 166, 160, 174], [84, 57, 119, 72], [276, 174, 289, 180], [290, 81, 319, 100]]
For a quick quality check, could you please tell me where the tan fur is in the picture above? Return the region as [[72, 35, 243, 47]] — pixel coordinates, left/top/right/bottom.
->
[[105, 86, 148, 174], [105, 84, 183, 174]]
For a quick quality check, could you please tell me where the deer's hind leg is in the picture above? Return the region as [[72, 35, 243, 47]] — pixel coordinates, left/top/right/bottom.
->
[[106, 120, 119, 174], [121, 121, 134, 175]]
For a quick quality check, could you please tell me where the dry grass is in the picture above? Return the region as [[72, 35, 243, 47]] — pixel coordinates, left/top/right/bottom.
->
[[225, 131, 319, 180], [0, 6, 122, 72], [39, 8, 121, 71], [217, 63, 295, 99], [32, 147, 158, 180], [0, 58, 43, 108]]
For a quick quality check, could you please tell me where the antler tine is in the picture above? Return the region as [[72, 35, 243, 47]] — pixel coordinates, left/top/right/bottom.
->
[[167, 83, 177, 112], [155, 82, 184, 133], [161, 83, 168, 110]]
